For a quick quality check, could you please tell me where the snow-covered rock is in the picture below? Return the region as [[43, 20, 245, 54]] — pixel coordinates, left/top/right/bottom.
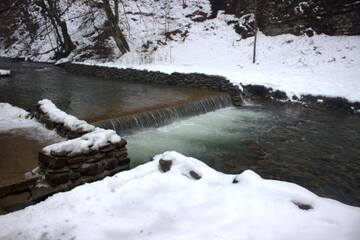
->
[[1, 151, 359, 240], [42, 128, 121, 156], [37, 99, 95, 133], [0, 69, 10, 77]]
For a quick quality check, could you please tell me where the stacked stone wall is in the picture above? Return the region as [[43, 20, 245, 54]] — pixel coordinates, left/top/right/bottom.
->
[[64, 64, 244, 106], [0, 102, 129, 214]]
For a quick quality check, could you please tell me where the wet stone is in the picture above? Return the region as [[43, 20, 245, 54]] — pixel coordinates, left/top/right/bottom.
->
[[80, 163, 103, 176], [50, 150, 68, 158], [104, 158, 119, 171], [292, 201, 313, 210], [100, 144, 116, 153], [118, 158, 130, 166], [66, 155, 86, 165], [69, 172, 81, 181], [159, 159, 172, 172], [46, 173, 70, 187], [189, 170, 202, 180]]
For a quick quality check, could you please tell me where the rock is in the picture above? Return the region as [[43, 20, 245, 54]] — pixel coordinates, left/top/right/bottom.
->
[[189, 170, 202, 180], [292, 200, 313, 210], [45, 173, 70, 186], [80, 163, 103, 176], [272, 90, 288, 100], [69, 172, 81, 181], [50, 150, 68, 157], [39, 152, 66, 169], [118, 158, 130, 166], [66, 155, 86, 165], [159, 159, 172, 172], [104, 158, 118, 171], [99, 144, 116, 153]]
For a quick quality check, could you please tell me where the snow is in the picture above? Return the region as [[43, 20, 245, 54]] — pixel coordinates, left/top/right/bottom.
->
[[42, 128, 121, 156], [0, 102, 61, 141], [0, 69, 10, 76], [38, 99, 95, 133], [0, 151, 359, 240], [82, 7, 360, 102], [1, 0, 359, 102]]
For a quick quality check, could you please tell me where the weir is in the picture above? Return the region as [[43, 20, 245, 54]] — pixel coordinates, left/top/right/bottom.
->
[[94, 94, 233, 133]]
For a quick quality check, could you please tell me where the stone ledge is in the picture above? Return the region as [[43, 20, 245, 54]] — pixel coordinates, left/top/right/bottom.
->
[[64, 64, 244, 106]]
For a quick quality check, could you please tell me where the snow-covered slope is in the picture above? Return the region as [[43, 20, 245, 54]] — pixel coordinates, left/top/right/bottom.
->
[[90, 9, 360, 102], [0, 151, 359, 240], [1, 0, 359, 101]]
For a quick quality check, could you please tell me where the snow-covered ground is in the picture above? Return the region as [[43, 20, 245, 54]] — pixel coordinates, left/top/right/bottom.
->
[[0, 102, 61, 142], [0, 69, 10, 77], [0, 151, 359, 240], [1, 0, 359, 102], [89, 12, 360, 102]]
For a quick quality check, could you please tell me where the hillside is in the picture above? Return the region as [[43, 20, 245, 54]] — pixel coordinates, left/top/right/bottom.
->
[[0, 0, 360, 102]]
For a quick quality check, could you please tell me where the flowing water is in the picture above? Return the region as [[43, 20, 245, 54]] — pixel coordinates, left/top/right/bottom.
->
[[1, 59, 359, 207], [125, 103, 360, 206], [0, 58, 224, 122], [0, 58, 227, 185]]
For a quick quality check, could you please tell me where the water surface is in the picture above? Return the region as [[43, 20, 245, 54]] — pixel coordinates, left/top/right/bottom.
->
[[126, 103, 360, 206], [0, 58, 221, 122]]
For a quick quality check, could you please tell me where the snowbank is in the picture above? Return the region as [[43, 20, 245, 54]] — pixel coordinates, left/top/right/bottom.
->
[[1, 151, 359, 240], [0, 103, 60, 141], [0, 69, 10, 77], [42, 128, 121, 156], [38, 99, 95, 133]]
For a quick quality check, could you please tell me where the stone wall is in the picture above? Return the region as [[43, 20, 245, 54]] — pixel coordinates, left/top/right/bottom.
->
[[0, 102, 130, 214], [34, 102, 94, 139], [243, 84, 360, 113], [39, 139, 129, 187], [64, 64, 244, 106], [224, 0, 360, 37]]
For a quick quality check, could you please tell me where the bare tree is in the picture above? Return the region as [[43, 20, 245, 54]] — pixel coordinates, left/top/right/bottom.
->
[[35, 0, 76, 58], [253, 0, 258, 64], [102, 0, 130, 55]]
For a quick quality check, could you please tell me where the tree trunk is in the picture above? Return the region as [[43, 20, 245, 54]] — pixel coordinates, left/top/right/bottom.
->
[[114, 0, 119, 23], [252, 0, 258, 64], [102, 0, 129, 55], [36, 0, 75, 58]]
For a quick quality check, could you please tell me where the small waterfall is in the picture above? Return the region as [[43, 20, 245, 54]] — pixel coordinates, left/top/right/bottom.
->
[[94, 94, 232, 133]]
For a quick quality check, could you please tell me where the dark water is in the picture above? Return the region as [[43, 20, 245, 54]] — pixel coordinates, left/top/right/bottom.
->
[[0, 58, 221, 123], [1, 58, 359, 206], [126, 103, 360, 206]]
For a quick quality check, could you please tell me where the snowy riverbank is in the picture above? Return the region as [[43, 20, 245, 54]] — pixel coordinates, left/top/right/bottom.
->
[[88, 30, 360, 103], [0, 103, 61, 142], [0, 151, 359, 240]]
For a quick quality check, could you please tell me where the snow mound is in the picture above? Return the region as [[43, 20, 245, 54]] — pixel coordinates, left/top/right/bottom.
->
[[1, 151, 359, 240], [38, 99, 95, 133], [42, 128, 121, 156], [0, 69, 10, 76]]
